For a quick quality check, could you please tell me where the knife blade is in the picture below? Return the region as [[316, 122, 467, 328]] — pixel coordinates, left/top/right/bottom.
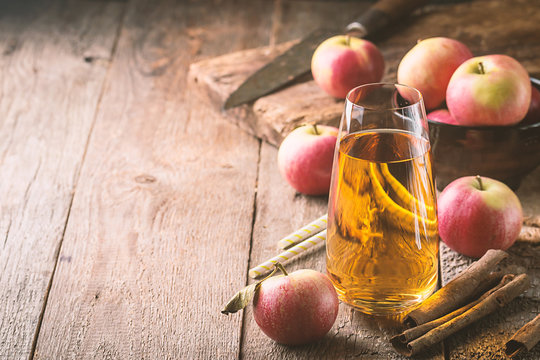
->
[[224, 0, 430, 110]]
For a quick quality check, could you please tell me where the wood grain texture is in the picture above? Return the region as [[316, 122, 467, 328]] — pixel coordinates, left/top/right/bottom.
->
[[439, 166, 540, 359], [33, 0, 272, 358], [189, 0, 540, 147], [0, 1, 125, 359], [240, 143, 444, 359], [188, 1, 372, 147], [1, 0, 537, 359]]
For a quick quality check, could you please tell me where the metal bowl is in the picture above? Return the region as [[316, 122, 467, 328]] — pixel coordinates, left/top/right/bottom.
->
[[428, 79, 540, 191]]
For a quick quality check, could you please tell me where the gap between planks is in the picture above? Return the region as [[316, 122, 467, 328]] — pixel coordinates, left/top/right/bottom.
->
[[238, 139, 263, 360], [238, 1, 280, 356]]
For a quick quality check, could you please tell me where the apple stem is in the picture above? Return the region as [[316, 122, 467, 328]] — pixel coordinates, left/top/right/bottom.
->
[[345, 35, 351, 47], [476, 175, 484, 190], [275, 262, 289, 276], [478, 62, 485, 75], [312, 124, 319, 135]]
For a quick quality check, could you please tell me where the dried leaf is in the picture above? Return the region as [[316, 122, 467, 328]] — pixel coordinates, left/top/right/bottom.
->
[[221, 263, 283, 315], [221, 283, 257, 315]]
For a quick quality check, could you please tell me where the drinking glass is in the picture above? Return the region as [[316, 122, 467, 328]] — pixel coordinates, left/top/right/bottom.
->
[[326, 83, 439, 315]]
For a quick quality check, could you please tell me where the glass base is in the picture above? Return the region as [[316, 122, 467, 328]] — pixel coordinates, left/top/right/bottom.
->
[[338, 283, 437, 316]]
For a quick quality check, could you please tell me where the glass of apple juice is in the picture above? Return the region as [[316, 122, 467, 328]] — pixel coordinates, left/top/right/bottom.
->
[[326, 83, 439, 315]]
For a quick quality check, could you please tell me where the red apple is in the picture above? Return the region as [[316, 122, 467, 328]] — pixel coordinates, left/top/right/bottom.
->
[[311, 35, 384, 99], [397, 37, 472, 110], [253, 267, 339, 345], [427, 109, 459, 125], [437, 175, 523, 258], [521, 85, 540, 125], [446, 55, 531, 126], [278, 124, 338, 195]]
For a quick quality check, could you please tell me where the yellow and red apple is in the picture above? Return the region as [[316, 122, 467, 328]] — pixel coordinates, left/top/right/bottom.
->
[[277, 124, 338, 195], [311, 35, 384, 99], [446, 55, 531, 126], [253, 267, 339, 345], [437, 175, 523, 258], [397, 37, 472, 110], [427, 109, 458, 125]]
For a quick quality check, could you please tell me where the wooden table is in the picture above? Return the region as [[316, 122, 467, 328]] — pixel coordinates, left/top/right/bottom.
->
[[0, 0, 538, 359]]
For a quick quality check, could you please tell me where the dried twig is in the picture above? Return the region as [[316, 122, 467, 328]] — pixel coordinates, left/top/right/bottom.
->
[[393, 274, 530, 357], [403, 249, 508, 328], [505, 314, 540, 359]]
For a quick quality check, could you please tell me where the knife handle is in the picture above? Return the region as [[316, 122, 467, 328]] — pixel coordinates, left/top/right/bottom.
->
[[346, 0, 430, 36]]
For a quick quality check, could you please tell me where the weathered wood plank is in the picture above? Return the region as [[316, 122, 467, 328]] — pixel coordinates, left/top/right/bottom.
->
[[33, 0, 272, 358], [440, 166, 540, 359], [189, 0, 540, 147], [188, 1, 372, 147], [0, 1, 125, 359], [239, 141, 327, 357]]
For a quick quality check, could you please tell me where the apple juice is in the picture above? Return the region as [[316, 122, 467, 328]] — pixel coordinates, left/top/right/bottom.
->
[[326, 129, 439, 315]]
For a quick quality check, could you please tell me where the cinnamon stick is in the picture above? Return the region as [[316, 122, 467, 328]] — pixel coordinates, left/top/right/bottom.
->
[[505, 313, 540, 359], [391, 274, 512, 346], [393, 273, 530, 357], [523, 215, 540, 228], [404, 249, 508, 328], [517, 225, 540, 244]]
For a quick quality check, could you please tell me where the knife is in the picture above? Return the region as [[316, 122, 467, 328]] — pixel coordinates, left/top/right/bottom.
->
[[224, 0, 430, 110]]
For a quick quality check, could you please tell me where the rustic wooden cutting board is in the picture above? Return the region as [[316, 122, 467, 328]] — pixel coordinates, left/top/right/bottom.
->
[[188, 0, 540, 148], [188, 40, 344, 147]]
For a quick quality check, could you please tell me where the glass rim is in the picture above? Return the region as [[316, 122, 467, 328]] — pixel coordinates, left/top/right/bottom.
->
[[345, 82, 424, 112]]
